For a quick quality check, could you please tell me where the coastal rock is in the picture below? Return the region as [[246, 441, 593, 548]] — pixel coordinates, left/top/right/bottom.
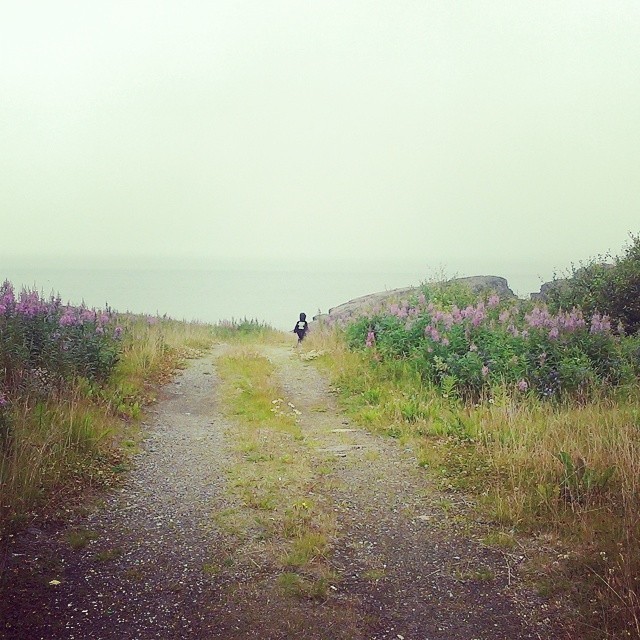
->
[[313, 275, 516, 324], [530, 279, 569, 302], [449, 275, 515, 298]]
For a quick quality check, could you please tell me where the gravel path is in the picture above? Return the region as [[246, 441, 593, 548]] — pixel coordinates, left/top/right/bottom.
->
[[264, 345, 570, 640], [1, 353, 232, 639], [1, 343, 571, 639]]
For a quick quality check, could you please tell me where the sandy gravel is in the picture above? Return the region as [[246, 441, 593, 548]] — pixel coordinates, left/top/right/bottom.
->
[[1, 353, 232, 639], [264, 345, 570, 640], [1, 343, 572, 639]]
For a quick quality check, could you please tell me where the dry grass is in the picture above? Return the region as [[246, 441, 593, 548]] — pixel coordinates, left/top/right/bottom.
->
[[0, 315, 218, 534], [215, 345, 336, 586], [304, 326, 640, 638]]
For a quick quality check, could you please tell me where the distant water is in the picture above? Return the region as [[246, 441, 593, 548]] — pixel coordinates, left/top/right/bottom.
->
[[1, 258, 548, 331]]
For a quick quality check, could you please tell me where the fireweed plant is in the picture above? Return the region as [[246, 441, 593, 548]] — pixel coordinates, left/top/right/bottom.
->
[[309, 278, 640, 637], [0, 281, 124, 528], [0, 281, 218, 530], [0, 280, 122, 395], [342, 288, 637, 401]]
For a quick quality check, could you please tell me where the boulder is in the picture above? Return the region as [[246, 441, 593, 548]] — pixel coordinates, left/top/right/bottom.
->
[[313, 275, 516, 325], [449, 275, 515, 299]]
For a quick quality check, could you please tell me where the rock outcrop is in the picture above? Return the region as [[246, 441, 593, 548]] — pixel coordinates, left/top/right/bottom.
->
[[313, 275, 516, 324]]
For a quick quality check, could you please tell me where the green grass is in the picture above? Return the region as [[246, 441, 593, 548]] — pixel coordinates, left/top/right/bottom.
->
[[215, 345, 336, 579], [65, 528, 99, 549], [302, 328, 640, 639], [1, 314, 218, 534], [281, 532, 328, 567], [482, 530, 517, 549]]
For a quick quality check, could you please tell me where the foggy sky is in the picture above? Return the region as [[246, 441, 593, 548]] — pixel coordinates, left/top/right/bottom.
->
[[2, 1, 639, 275]]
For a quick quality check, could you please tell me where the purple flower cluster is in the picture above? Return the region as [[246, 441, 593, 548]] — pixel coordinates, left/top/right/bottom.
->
[[0, 281, 16, 315], [0, 281, 122, 338], [414, 299, 610, 347], [1, 280, 123, 388], [590, 313, 612, 335], [419, 301, 496, 345], [15, 290, 48, 317], [58, 306, 115, 332], [345, 284, 628, 400], [523, 306, 589, 338]]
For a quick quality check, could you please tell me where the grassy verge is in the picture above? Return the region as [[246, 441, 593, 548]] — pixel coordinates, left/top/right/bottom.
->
[[215, 344, 337, 599], [0, 315, 217, 533], [303, 329, 640, 638]]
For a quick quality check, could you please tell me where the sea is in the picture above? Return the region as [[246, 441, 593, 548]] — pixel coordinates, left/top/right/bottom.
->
[[1, 257, 550, 331]]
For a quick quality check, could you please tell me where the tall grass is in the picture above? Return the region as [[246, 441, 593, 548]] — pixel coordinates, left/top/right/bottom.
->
[[304, 327, 640, 638], [0, 391, 115, 526], [212, 317, 286, 343], [1, 294, 217, 533], [109, 315, 217, 410]]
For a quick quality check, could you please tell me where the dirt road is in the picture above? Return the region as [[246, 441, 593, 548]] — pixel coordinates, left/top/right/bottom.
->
[[1, 343, 569, 639]]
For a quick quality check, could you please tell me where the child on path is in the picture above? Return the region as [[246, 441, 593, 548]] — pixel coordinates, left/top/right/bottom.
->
[[293, 312, 309, 344]]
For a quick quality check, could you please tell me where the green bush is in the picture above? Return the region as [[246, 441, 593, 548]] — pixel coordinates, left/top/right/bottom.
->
[[546, 233, 640, 335], [344, 282, 634, 401]]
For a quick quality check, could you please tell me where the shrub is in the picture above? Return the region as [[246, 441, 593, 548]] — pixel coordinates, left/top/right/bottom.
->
[[0, 280, 122, 401], [546, 233, 640, 335], [344, 284, 634, 401]]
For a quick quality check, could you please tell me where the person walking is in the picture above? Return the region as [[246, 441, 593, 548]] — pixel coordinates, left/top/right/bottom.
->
[[293, 312, 309, 344]]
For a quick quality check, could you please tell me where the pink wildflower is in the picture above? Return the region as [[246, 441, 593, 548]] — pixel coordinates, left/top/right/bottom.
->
[[81, 309, 96, 323], [471, 310, 485, 327], [590, 313, 611, 335], [59, 309, 78, 326]]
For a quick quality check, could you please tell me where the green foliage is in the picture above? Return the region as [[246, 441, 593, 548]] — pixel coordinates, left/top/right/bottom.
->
[[554, 451, 615, 506], [342, 237, 640, 401], [213, 317, 277, 340], [546, 233, 640, 335], [346, 296, 633, 401], [0, 282, 122, 401]]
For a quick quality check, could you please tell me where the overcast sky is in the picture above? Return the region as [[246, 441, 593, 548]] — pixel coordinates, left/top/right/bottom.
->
[[2, 1, 639, 274]]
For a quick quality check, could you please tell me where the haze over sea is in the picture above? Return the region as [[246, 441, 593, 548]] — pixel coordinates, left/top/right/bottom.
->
[[3, 257, 556, 331]]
